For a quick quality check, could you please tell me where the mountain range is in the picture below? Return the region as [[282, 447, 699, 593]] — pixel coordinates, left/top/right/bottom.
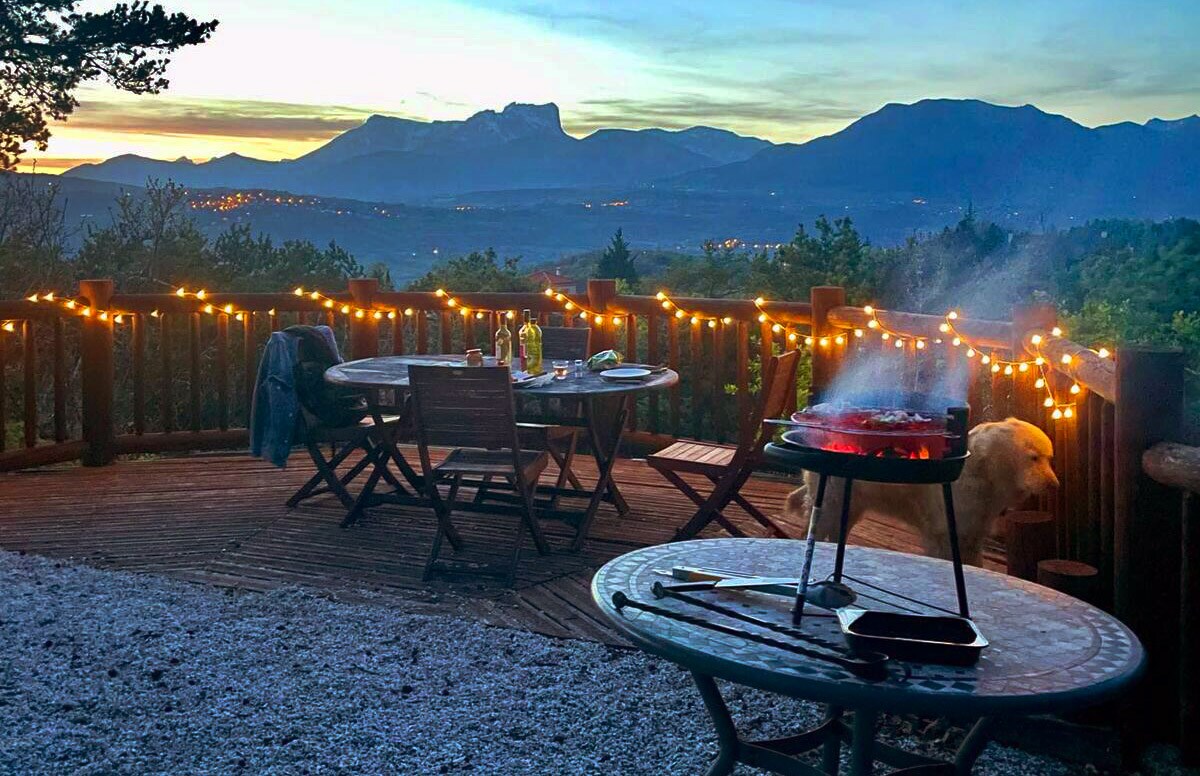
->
[[64, 102, 771, 201], [63, 99, 1200, 220]]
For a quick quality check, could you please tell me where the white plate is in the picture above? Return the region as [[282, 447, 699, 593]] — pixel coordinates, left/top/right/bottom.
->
[[600, 367, 651, 381]]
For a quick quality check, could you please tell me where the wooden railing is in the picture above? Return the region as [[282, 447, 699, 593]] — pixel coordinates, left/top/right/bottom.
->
[[0, 276, 1195, 757]]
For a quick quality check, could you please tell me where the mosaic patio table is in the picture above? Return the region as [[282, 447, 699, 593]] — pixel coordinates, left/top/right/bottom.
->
[[326, 354, 677, 547], [592, 538, 1145, 776]]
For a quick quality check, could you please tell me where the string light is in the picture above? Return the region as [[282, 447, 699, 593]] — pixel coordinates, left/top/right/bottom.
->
[[21, 291, 129, 324], [544, 287, 621, 326]]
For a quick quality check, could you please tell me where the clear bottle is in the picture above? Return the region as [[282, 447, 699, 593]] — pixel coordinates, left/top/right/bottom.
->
[[494, 316, 513, 366], [518, 309, 530, 371]]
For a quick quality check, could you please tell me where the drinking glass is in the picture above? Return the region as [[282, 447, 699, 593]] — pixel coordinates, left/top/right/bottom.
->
[[552, 360, 570, 379]]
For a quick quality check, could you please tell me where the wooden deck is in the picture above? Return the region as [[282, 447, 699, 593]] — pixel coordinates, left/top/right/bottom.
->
[[0, 450, 1004, 645]]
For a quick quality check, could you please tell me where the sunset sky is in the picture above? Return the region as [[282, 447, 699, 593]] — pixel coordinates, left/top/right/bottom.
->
[[21, 0, 1200, 172]]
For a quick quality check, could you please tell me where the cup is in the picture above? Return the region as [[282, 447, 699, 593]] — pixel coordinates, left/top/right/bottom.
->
[[552, 360, 570, 379]]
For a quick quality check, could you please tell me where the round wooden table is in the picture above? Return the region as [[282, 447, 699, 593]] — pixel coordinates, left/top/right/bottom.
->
[[592, 538, 1145, 776], [325, 355, 678, 547]]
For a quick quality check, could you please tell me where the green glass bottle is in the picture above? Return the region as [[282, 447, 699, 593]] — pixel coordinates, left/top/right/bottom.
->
[[519, 309, 544, 374]]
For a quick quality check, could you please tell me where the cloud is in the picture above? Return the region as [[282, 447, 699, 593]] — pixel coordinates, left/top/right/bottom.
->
[[62, 97, 383, 142], [15, 157, 103, 172], [566, 95, 865, 138]]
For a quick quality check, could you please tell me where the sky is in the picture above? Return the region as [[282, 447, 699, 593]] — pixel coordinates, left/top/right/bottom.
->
[[20, 0, 1200, 172]]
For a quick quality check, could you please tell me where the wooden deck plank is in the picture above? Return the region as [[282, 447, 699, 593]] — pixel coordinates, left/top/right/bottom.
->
[[0, 450, 1005, 645]]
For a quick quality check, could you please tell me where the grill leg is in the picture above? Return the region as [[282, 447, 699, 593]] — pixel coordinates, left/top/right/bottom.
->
[[942, 482, 971, 618], [833, 478, 854, 582], [794, 474, 828, 625]]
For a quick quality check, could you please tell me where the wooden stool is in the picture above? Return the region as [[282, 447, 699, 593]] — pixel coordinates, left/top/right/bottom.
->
[[1005, 510, 1056, 581], [1038, 559, 1100, 605]]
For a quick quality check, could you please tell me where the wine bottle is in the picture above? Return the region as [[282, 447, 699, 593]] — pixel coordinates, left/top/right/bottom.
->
[[495, 316, 513, 366]]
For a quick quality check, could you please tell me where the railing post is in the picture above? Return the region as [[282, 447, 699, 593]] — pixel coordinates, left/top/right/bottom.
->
[[347, 278, 379, 359], [1011, 303, 1057, 422], [1113, 346, 1186, 746], [79, 279, 115, 466], [808, 286, 845, 401], [588, 278, 617, 354]]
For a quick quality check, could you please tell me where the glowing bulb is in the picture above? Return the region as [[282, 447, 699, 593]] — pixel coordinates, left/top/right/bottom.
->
[[197, 290, 208, 300], [991, 364, 1001, 373], [26, 294, 39, 303], [203, 304, 214, 314], [387, 311, 396, 320], [854, 329, 864, 338], [939, 323, 950, 333], [341, 305, 351, 314], [894, 339, 904, 349], [1064, 407, 1074, 419], [374, 311, 384, 320], [1019, 363, 1029, 372], [505, 311, 514, 319], [1004, 365, 1013, 375], [460, 308, 470, 317], [613, 317, 623, 326], [1052, 408, 1063, 420], [1, 322, 13, 332], [435, 289, 445, 297], [1052, 326, 1063, 337], [707, 320, 716, 329], [754, 296, 765, 306], [446, 299, 457, 307], [355, 310, 365, 319], [1097, 348, 1110, 359], [324, 299, 334, 308], [42, 293, 54, 301], [268, 309, 276, 316], [565, 302, 575, 311], [691, 316, 700, 325], [675, 310, 685, 319], [867, 320, 879, 330], [967, 348, 976, 357], [1070, 383, 1081, 395], [235, 313, 244, 322], [981, 354, 991, 365], [758, 313, 767, 323], [581, 311, 589, 320], [952, 337, 962, 346], [1061, 354, 1072, 365], [722, 316, 732, 325], [656, 291, 666, 301], [597, 315, 606, 325], [881, 332, 890, 341], [475, 312, 484, 320], [554, 293, 564, 301], [293, 287, 303, 296], [177, 288, 187, 297], [772, 324, 782, 333], [150, 309, 160, 318], [835, 335, 845, 345], [1035, 356, 1045, 366], [1030, 334, 1042, 345], [404, 308, 414, 317], [863, 305, 874, 315], [99, 311, 109, 321], [81, 307, 91, 317], [804, 336, 814, 345], [544, 288, 554, 296], [114, 314, 124, 324], [223, 304, 234, 314], [1035, 377, 1046, 389], [915, 339, 926, 349], [947, 311, 959, 320], [1042, 397, 1054, 408], [819, 337, 830, 347]]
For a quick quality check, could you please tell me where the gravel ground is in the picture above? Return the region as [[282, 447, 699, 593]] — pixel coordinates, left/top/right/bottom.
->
[[0, 550, 1093, 775]]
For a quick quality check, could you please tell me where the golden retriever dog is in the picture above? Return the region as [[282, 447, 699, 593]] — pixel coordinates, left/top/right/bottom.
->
[[783, 418, 1058, 566]]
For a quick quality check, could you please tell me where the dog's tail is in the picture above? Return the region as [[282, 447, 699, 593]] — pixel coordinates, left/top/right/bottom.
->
[[783, 483, 808, 520]]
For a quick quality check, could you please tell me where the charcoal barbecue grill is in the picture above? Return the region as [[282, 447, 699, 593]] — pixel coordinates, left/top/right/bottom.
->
[[764, 391, 974, 626]]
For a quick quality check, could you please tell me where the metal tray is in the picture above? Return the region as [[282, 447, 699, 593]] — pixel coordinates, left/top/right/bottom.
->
[[837, 608, 988, 666]]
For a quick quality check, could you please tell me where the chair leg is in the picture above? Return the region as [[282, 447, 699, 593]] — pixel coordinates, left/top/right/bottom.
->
[[295, 439, 359, 510], [559, 430, 584, 491], [473, 474, 493, 505], [658, 468, 746, 540], [518, 477, 551, 556], [425, 476, 464, 551]]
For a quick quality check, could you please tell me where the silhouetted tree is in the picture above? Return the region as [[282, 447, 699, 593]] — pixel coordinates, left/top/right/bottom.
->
[[1, 1, 218, 168], [596, 228, 638, 284]]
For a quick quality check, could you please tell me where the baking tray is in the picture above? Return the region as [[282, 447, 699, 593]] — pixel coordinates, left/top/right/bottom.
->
[[837, 608, 988, 666]]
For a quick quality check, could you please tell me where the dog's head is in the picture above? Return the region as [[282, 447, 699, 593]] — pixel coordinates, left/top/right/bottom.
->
[[967, 417, 1058, 501]]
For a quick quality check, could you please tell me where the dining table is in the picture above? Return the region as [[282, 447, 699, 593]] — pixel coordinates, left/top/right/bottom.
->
[[324, 354, 679, 549]]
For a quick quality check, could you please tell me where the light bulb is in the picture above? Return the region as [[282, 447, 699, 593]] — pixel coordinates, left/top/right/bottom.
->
[[1030, 334, 1042, 345], [662, 300, 672, 310], [854, 329, 864, 338], [754, 296, 764, 306], [820, 337, 830, 347], [404, 308, 414, 316], [772, 324, 782, 333], [915, 339, 925, 349], [1061, 354, 1072, 365], [981, 354, 991, 364], [1052, 326, 1063, 337], [544, 288, 553, 296], [1019, 363, 1029, 372], [758, 313, 767, 323], [867, 320, 879, 329], [804, 336, 813, 345], [1044, 397, 1055, 408], [894, 339, 903, 348], [1070, 384, 1081, 394], [947, 311, 958, 320], [939, 323, 950, 333], [708, 320, 717, 329], [863, 305, 874, 315], [656, 291, 666, 300], [952, 337, 961, 346], [1052, 408, 1063, 420], [835, 335, 845, 345], [1064, 407, 1074, 418], [1035, 378, 1046, 389], [1097, 348, 1110, 359], [1004, 365, 1014, 375]]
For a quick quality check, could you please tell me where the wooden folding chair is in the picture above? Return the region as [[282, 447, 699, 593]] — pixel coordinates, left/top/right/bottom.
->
[[647, 350, 800, 540], [408, 364, 551, 585], [286, 405, 407, 516], [516, 326, 591, 503]]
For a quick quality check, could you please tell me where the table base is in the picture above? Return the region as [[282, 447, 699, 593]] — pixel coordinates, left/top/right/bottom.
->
[[691, 672, 993, 776]]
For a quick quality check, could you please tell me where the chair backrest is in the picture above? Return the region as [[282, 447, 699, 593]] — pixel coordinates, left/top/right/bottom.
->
[[540, 326, 591, 361], [753, 350, 800, 444], [407, 365, 520, 453]]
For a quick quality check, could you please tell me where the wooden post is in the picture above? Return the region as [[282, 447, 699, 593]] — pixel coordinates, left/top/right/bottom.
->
[[1012, 303, 1056, 422], [1037, 559, 1100, 605], [1113, 346, 1186, 746], [808, 286, 845, 400], [348, 278, 380, 359], [79, 279, 115, 466], [1182, 492, 1199, 765], [1005, 511, 1056, 581], [587, 278, 617, 353]]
